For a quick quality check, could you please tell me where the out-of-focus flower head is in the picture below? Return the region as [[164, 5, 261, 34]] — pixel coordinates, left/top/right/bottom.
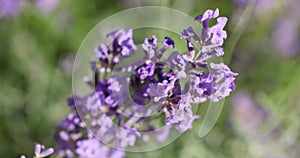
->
[[20, 143, 54, 158], [272, 0, 300, 58], [36, 0, 60, 14], [0, 0, 22, 18]]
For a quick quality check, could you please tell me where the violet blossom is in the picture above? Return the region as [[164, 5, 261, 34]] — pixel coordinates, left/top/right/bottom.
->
[[20, 143, 54, 158], [55, 8, 236, 158], [23, 8, 237, 158]]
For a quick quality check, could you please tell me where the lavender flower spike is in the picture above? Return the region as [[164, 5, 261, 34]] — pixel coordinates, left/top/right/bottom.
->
[[46, 8, 237, 158]]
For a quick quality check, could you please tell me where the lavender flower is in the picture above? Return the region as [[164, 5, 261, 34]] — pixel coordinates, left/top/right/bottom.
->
[[142, 36, 158, 59], [107, 29, 137, 57], [208, 17, 228, 46], [49, 8, 237, 158], [94, 44, 109, 60], [165, 93, 201, 132], [34, 144, 54, 158], [195, 8, 219, 29], [148, 80, 171, 102], [163, 37, 175, 48], [194, 8, 227, 47], [55, 113, 85, 157], [20, 143, 54, 158], [134, 61, 155, 80]]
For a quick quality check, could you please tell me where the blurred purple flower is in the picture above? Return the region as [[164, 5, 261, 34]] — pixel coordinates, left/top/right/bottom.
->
[[36, 0, 60, 14], [59, 54, 75, 75], [76, 138, 109, 158], [0, 0, 22, 18], [272, 0, 300, 58], [155, 125, 172, 142], [116, 127, 140, 147], [94, 44, 109, 60], [20, 143, 54, 158], [34, 144, 54, 158], [231, 90, 267, 133], [234, 0, 274, 15]]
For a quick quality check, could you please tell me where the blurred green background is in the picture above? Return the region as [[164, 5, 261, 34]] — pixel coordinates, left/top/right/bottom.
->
[[0, 0, 299, 157]]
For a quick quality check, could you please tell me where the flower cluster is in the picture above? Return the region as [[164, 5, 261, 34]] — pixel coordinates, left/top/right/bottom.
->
[[56, 8, 237, 158], [21, 8, 237, 158]]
